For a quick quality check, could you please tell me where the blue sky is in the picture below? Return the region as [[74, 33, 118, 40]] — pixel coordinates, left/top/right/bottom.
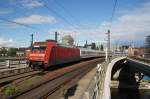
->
[[0, 0, 149, 47]]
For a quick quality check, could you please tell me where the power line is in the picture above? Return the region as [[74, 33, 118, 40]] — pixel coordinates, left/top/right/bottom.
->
[[106, 0, 118, 59], [41, 0, 86, 43], [53, 0, 100, 43], [1, 3, 47, 33], [95, 0, 118, 30], [0, 17, 41, 31], [53, 0, 81, 27], [109, 0, 118, 28], [13, 10, 47, 33], [41, 0, 79, 31]]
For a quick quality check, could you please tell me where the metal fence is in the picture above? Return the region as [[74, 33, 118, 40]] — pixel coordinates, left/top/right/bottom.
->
[[0, 58, 27, 68], [81, 56, 124, 99], [81, 59, 111, 99]]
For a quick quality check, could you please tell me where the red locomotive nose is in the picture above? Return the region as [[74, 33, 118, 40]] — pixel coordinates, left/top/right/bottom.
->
[[29, 52, 45, 61], [29, 45, 47, 61]]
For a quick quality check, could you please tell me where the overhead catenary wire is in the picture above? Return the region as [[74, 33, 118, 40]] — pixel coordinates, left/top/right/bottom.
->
[[53, 0, 81, 27], [0, 17, 42, 32], [106, 0, 118, 57], [40, 0, 83, 43], [95, 0, 118, 29], [46, 1, 103, 44], [53, 0, 84, 43], [109, 0, 118, 29], [0, 2, 49, 33], [13, 11, 48, 33], [53, 0, 100, 43], [41, 0, 80, 31]]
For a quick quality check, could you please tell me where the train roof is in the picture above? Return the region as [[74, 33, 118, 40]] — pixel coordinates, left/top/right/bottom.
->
[[80, 48, 104, 52], [33, 42, 46, 46], [57, 43, 78, 49]]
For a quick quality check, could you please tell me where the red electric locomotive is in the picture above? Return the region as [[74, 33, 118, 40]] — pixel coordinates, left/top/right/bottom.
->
[[28, 40, 80, 69]]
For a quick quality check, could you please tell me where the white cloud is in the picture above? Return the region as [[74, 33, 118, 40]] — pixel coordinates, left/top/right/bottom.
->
[[97, 2, 150, 42], [5, 1, 149, 47], [0, 38, 16, 47], [20, 0, 43, 9], [48, 27, 79, 40], [48, 26, 107, 45], [48, 2, 150, 46], [9, 0, 43, 9], [0, 37, 29, 48], [14, 15, 57, 25]]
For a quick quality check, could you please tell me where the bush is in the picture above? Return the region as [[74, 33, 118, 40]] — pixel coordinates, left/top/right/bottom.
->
[[4, 84, 17, 95]]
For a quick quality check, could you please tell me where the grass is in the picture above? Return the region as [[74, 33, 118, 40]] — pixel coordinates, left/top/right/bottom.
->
[[4, 84, 17, 95]]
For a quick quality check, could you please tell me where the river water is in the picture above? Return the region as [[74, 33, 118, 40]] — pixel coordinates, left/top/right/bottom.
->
[[143, 76, 150, 80], [111, 88, 150, 99], [111, 61, 150, 99], [111, 75, 150, 99]]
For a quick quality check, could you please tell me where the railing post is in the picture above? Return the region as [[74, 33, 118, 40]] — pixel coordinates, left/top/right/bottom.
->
[[6, 60, 10, 68], [105, 48, 108, 62], [18, 59, 20, 65]]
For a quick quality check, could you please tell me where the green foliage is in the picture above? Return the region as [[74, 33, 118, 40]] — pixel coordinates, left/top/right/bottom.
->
[[91, 43, 96, 50], [84, 44, 87, 48], [100, 44, 104, 51], [0, 47, 18, 57], [0, 47, 7, 56], [96, 46, 99, 50], [7, 48, 18, 57], [4, 84, 17, 95], [84, 40, 88, 48]]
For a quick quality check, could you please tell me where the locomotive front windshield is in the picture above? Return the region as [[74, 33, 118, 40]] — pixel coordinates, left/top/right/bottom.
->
[[32, 46, 47, 50]]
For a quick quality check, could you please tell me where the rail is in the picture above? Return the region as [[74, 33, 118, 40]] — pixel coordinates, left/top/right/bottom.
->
[[0, 58, 102, 99], [0, 67, 33, 79]]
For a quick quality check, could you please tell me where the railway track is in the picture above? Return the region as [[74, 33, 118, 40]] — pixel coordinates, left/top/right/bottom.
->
[[0, 58, 104, 99], [0, 67, 33, 79], [0, 70, 42, 84]]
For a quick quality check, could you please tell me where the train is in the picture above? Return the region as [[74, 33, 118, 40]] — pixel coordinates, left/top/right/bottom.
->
[[27, 40, 105, 69]]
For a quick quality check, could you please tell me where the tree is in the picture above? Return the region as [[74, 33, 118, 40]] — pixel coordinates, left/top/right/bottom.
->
[[84, 40, 88, 48], [96, 46, 99, 50], [100, 44, 104, 51], [91, 43, 96, 50], [7, 48, 18, 57], [62, 35, 74, 45], [0, 47, 7, 56]]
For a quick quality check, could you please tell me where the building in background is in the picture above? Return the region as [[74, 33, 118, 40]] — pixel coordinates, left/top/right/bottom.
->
[[145, 35, 150, 58], [16, 48, 29, 57], [0, 47, 30, 57], [84, 41, 105, 51], [119, 45, 129, 53], [128, 47, 145, 58]]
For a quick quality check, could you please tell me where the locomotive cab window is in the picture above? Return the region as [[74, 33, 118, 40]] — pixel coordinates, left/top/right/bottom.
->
[[32, 46, 47, 50]]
